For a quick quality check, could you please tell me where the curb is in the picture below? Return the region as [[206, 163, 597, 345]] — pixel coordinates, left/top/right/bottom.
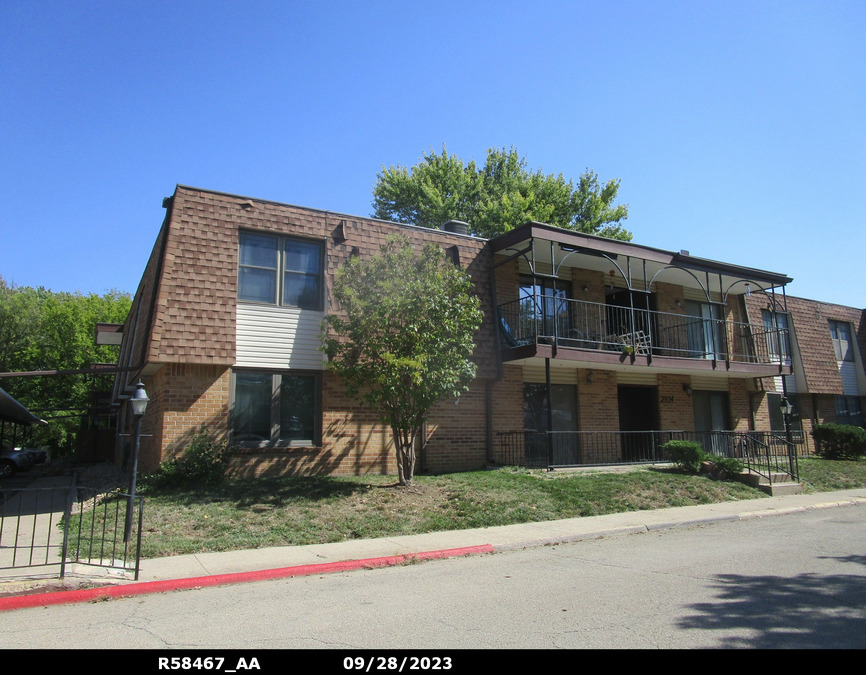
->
[[2, 496, 863, 613], [0, 544, 494, 613]]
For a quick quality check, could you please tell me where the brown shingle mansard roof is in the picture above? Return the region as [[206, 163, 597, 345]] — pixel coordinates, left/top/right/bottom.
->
[[114, 185, 498, 399]]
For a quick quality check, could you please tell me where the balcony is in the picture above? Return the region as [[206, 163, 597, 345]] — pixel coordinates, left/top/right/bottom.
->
[[498, 296, 791, 375]]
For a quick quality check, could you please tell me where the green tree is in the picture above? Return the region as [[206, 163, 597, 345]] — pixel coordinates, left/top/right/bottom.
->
[[372, 146, 631, 240], [0, 276, 132, 451], [322, 236, 483, 486]]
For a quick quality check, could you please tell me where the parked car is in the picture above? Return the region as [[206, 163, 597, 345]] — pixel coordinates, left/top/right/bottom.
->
[[0, 442, 46, 478]]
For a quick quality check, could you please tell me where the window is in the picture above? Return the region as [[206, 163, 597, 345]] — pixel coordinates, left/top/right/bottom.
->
[[523, 383, 578, 432], [686, 301, 724, 359], [762, 309, 791, 362], [829, 320, 854, 362], [836, 396, 864, 428], [238, 232, 324, 309], [519, 275, 572, 338], [232, 370, 320, 445]]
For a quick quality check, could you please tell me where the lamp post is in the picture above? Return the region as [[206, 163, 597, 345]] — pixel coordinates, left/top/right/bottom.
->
[[124, 381, 149, 543], [779, 395, 794, 475]]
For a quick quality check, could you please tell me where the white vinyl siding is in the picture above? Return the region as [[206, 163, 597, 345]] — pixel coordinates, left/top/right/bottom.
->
[[772, 375, 798, 394], [840, 362, 860, 396], [617, 371, 658, 385], [829, 320, 860, 396], [236, 304, 326, 370], [522, 365, 577, 385], [689, 375, 729, 392]]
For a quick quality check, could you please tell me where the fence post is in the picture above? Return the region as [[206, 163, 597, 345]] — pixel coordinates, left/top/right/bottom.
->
[[60, 473, 76, 579]]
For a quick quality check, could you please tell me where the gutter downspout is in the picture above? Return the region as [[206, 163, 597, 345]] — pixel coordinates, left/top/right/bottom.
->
[[487, 242, 505, 464]]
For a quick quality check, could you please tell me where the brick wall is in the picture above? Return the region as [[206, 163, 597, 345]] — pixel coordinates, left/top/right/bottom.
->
[[658, 374, 694, 431], [571, 269, 606, 305], [577, 369, 619, 431], [121, 363, 231, 474], [728, 379, 752, 432]]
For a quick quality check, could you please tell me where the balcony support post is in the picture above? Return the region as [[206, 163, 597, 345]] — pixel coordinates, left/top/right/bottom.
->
[[628, 257, 636, 361], [720, 273, 731, 369], [545, 357, 554, 471], [531, 238, 539, 341]]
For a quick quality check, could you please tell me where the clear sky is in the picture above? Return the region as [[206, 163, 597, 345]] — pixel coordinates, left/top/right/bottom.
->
[[1, 1, 863, 307]]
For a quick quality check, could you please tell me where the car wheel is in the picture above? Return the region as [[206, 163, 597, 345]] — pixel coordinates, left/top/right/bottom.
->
[[0, 460, 16, 479]]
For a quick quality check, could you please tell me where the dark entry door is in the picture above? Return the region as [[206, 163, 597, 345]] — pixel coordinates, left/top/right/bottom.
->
[[617, 385, 659, 461], [692, 390, 731, 456]]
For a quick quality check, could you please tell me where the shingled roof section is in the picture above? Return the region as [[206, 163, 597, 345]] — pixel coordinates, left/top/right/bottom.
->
[[112, 209, 170, 400], [137, 185, 498, 380], [746, 293, 865, 395]]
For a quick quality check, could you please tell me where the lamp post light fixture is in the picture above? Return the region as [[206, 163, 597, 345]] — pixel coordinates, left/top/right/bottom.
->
[[124, 381, 149, 543], [779, 395, 795, 475]]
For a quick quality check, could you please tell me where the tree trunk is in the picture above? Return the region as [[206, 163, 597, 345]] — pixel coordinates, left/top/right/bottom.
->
[[393, 427, 417, 486]]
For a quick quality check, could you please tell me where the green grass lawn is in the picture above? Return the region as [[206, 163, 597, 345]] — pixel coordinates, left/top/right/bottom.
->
[[798, 457, 866, 492], [70, 458, 866, 561], [127, 467, 767, 559]]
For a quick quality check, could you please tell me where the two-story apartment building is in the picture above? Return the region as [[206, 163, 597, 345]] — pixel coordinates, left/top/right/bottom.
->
[[111, 185, 864, 477]]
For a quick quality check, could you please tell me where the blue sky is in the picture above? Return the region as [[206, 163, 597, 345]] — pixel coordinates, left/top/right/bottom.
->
[[1, 1, 863, 307]]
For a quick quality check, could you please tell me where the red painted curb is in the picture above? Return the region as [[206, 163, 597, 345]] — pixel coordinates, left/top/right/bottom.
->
[[0, 544, 494, 612]]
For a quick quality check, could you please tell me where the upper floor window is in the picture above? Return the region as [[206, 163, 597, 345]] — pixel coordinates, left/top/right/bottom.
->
[[238, 232, 324, 310], [829, 320, 854, 362], [762, 309, 791, 361]]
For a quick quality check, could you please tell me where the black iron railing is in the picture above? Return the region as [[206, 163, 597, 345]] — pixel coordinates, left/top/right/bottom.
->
[[499, 297, 789, 366], [0, 485, 70, 573], [495, 429, 803, 482], [67, 484, 144, 580], [0, 475, 144, 580]]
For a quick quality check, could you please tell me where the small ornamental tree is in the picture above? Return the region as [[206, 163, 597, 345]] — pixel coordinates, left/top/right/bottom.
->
[[322, 235, 483, 486]]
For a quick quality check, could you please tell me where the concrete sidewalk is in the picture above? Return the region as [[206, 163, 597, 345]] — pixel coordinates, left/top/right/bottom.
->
[[1, 486, 864, 611]]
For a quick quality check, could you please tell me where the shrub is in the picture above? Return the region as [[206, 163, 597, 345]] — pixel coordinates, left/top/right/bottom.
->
[[662, 440, 708, 474], [144, 426, 228, 489], [813, 423, 866, 461], [707, 456, 744, 480]]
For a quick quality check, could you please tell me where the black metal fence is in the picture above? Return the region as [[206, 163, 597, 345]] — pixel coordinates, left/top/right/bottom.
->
[[67, 485, 144, 580], [0, 475, 143, 580], [0, 485, 71, 574], [495, 429, 803, 482]]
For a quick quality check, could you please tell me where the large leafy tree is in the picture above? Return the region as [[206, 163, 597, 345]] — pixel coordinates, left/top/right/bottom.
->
[[372, 146, 631, 240], [0, 276, 131, 451], [322, 236, 483, 486]]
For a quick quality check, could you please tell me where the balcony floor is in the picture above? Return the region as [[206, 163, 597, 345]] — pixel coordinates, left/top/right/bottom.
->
[[502, 340, 793, 377]]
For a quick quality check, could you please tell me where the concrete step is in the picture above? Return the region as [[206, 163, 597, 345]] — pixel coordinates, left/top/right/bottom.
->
[[759, 482, 805, 496], [737, 471, 798, 488], [735, 470, 804, 496]]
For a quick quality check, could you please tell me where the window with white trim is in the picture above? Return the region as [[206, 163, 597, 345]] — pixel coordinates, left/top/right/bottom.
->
[[761, 309, 791, 361], [231, 370, 321, 445], [829, 320, 854, 362], [238, 232, 324, 310]]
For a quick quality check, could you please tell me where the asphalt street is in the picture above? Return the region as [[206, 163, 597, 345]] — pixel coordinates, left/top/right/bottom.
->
[[1, 501, 864, 650]]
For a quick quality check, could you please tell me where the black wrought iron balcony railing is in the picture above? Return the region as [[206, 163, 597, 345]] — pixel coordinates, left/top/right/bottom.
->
[[499, 296, 790, 366]]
